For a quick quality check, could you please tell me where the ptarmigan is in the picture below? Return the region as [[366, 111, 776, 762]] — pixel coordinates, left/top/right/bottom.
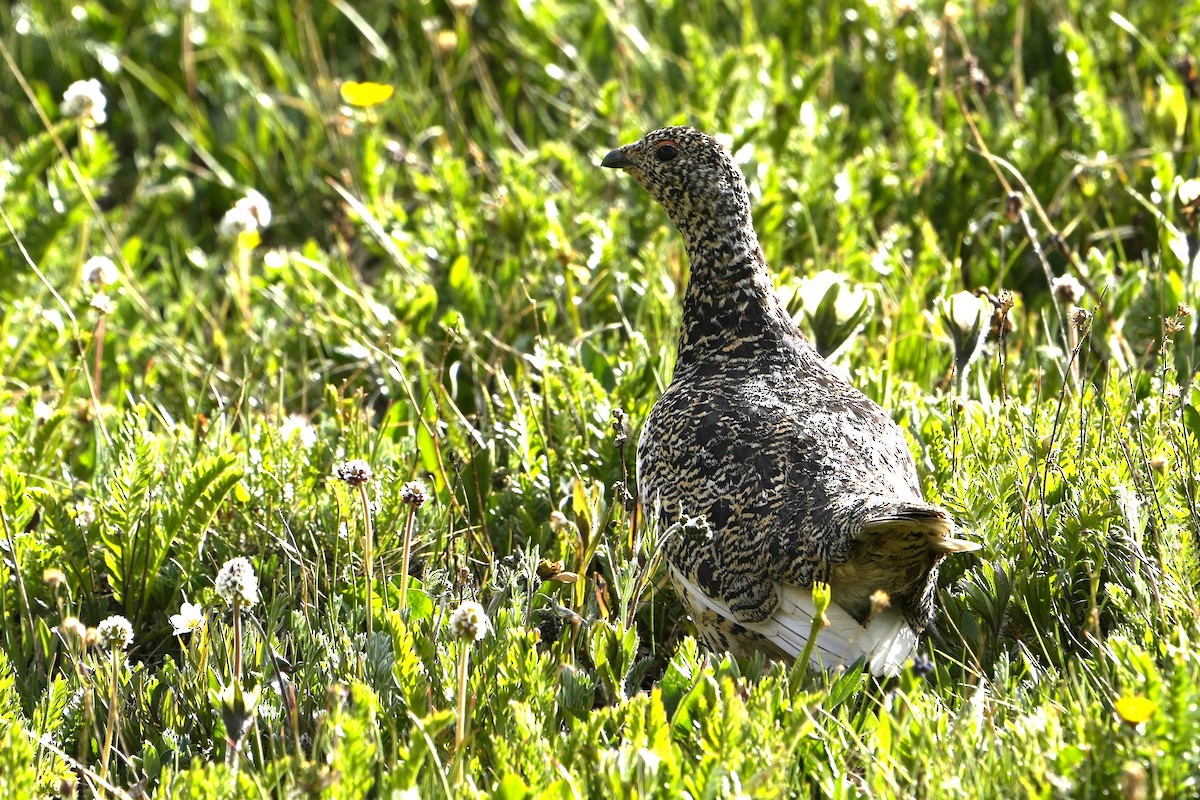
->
[[602, 127, 978, 677]]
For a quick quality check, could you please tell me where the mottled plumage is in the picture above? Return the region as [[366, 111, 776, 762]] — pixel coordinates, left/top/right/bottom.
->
[[602, 127, 978, 676]]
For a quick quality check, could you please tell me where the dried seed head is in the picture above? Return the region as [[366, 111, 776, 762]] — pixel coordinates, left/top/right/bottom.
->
[[612, 408, 629, 448], [60, 616, 87, 641], [1005, 192, 1022, 221], [435, 29, 458, 53], [43, 568, 67, 592], [1120, 760, 1147, 800], [965, 55, 990, 94], [1068, 307, 1092, 336]]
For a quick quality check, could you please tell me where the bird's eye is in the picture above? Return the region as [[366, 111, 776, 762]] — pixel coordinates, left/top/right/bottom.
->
[[655, 142, 680, 162]]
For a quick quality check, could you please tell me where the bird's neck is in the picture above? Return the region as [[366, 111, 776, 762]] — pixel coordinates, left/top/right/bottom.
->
[[674, 218, 804, 371]]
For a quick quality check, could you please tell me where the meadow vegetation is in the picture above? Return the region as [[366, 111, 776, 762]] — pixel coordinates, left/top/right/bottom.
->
[[2, 0, 1200, 796]]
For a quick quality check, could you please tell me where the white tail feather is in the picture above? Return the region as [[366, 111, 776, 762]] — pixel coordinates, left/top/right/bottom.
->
[[672, 569, 918, 677]]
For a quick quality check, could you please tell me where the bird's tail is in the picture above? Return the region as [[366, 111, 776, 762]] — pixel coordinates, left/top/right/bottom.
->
[[856, 499, 981, 554], [671, 568, 917, 677]]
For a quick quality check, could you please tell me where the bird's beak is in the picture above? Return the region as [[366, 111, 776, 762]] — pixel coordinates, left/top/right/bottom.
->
[[601, 147, 634, 169]]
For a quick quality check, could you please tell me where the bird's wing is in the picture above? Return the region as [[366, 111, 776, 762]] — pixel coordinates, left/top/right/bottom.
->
[[671, 568, 918, 677]]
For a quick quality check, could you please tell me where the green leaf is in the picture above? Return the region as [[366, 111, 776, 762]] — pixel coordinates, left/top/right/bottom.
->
[[495, 774, 531, 800]]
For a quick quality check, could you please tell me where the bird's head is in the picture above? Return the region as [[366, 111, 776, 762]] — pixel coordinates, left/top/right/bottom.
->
[[601, 127, 752, 236]]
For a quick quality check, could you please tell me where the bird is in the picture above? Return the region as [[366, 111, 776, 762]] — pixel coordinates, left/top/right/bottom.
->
[[601, 126, 979, 677]]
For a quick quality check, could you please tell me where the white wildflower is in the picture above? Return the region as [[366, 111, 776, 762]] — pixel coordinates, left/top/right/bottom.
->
[[215, 557, 259, 607], [333, 459, 373, 487], [74, 498, 96, 528], [170, 601, 206, 635], [218, 190, 272, 239], [90, 292, 115, 315], [1051, 274, 1084, 305], [217, 204, 259, 239], [400, 480, 427, 508], [97, 615, 134, 650], [83, 255, 118, 287], [238, 190, 271, 228], [61, 79, 107, 126], [0, 159, 17, 198], [279, 414, 318, 449], [450, 600, 489, 642]]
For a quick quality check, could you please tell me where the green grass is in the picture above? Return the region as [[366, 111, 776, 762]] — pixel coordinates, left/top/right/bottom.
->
[[2, 0, 1199, 796]]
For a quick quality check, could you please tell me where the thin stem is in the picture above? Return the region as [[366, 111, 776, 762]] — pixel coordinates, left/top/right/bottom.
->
[[358, 484, 374, 638], [455, 641, 470, 784], [237, 241, 251, 324], [400, 504, 416, 612], [232, 598, 242, 682], [99, 647, 119, 780], [80, 676, 94, 767], [92, 312, 106, 410]]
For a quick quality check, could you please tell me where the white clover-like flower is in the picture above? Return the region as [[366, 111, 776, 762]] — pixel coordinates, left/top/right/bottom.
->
[[400, 480, 427, 508], [1179, 178, 1200, 208], [90, 292, 115, 315], [333, 459, 373, 487], [33, 400, 54, 422], [97, 615, 134, 650], [1051, 274, 1084, 305], [170, 601, 206, 635], [449, 600, 489, 642], [0, 159, 17, 199], [61, 79, 107, 126], [238, 190, 272, 228], [59, 616, 87, 641], [218, 190, 272, 239], [263, 249, 289, 270], [215, 557, 259, 607], [75, 498, 97, 528], [217, 204, 259, 239], [83, 255, 119, 287], [279, 414, 318, 449]]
